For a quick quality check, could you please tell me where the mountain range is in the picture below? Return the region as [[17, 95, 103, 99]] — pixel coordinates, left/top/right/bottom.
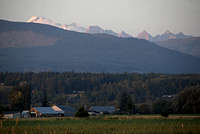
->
[[137, 30, 192, 42], [0, 19, 200, 73], [137, 30, 200, 58], [27, 16, 193, 41], [27, 16, 132, 38]]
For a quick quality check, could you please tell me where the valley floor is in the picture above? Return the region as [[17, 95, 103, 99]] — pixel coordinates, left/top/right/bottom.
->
[[0, 115, 200, 134]]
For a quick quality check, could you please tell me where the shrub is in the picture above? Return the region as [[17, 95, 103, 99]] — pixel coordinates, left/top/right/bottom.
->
[[75, 106, 89, 117], [161, 111, 169, 117]]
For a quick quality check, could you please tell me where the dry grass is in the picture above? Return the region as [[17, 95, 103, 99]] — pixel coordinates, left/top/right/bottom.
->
[[0, 115, 200, 134]]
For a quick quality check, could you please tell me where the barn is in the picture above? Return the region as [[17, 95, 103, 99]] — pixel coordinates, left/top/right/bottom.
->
[[30, 107, 63, 117]]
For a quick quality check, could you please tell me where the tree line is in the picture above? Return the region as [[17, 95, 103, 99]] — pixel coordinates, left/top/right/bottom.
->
[[0, 72, 200, 115]]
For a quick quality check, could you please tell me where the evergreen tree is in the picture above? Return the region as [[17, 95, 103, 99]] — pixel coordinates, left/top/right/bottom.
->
[[8, 82, 32, 112], [119, 92, 135, 114], [153, 99, 172, 116], [42, 89, 49, 107], [0, 103, 4, 117]]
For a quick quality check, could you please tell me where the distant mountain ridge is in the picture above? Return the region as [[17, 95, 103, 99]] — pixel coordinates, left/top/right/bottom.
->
[[137, 30, 192, 41], [0, 19, 200, 73], [137, 30, 199, 58], [155, 37, 200, 58], [28, 16, 193, 41]]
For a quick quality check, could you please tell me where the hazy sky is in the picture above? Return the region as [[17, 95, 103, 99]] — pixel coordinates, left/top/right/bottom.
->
[[0, 0, 200, 36]]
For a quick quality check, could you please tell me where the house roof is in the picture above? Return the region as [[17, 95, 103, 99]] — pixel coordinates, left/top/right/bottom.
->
[[51, 105, 64, 113], [57, 105, 76, 113], [33, 107, 60, 114], [89, 106, 115, 113]]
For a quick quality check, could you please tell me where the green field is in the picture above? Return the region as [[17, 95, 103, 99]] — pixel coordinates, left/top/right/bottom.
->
[[0, 115, 200, 134]]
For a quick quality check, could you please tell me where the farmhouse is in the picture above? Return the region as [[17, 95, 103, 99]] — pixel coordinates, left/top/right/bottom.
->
[[89, 106, 115, 115], [30, 107, 63, 117], [52, 105, 76, 116]]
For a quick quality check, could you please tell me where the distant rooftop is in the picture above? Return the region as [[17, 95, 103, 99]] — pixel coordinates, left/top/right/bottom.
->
[[89, 106, 115, 113], [33, 107, 60, 114]]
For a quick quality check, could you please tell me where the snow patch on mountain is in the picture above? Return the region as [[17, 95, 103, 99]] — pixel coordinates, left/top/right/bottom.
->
[[27, 16, 133, 38]]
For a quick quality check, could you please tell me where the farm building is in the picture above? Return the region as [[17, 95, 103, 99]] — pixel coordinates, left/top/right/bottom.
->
[[89, 106, 116, 115], [52, 105, 76, 116], [22, 110, 30, 118], [30, 107, 63, 117], [3, 111, 20, 119]]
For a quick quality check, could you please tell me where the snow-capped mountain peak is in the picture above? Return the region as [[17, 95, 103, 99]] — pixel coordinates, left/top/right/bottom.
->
[[164, 30, 172, 35], [27, 16, 134, 38], [27, 16, 39, 22], [118, 31, 133, 38], [86, 25, 104, 34], [27, 16, 55, 25], [137, 30, 152, 40], [137, 29, 192, 41], [27, 16, 68, 30]]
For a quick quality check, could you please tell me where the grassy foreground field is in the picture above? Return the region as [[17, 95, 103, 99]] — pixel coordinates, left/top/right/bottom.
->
[[0, 115, 200, 134]]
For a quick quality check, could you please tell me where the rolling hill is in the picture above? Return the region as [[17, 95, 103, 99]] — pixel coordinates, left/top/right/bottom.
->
[[155, 37, 200, 58], [0, 19, 200, 73]]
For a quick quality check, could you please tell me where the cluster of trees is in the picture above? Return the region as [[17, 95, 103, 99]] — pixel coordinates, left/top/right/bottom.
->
[[134, 85, 200, 115], [8, 82, 31, 111], [0, 72, 200, 114], [173, 86, 200, 114]]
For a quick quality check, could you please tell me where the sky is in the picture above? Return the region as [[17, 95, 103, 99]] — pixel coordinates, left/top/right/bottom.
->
[[0, 0, 200, 36]]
